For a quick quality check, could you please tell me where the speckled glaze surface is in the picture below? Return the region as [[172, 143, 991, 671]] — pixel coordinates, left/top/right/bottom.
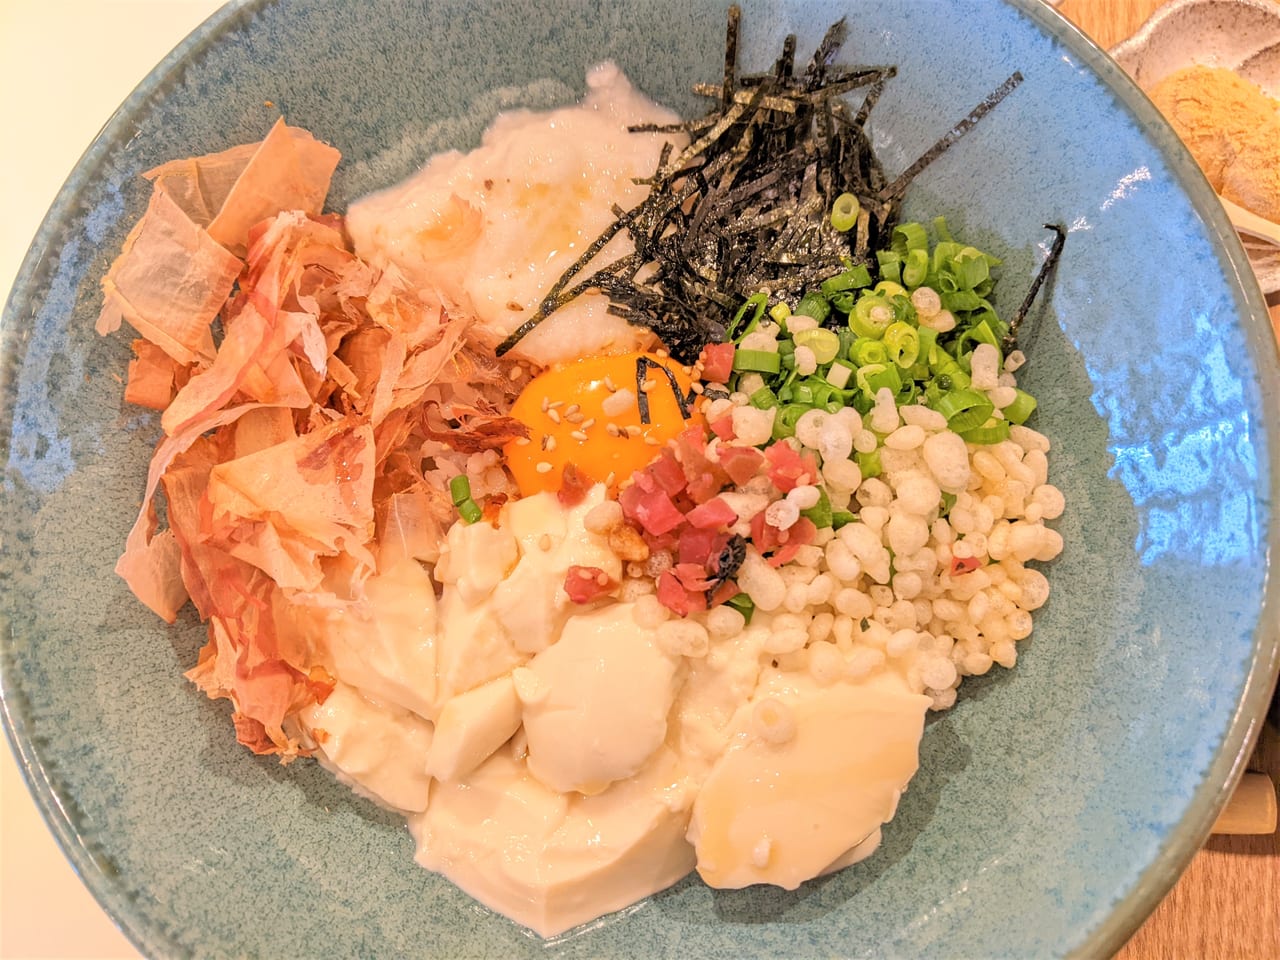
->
[[1, 1, 1277, 958], [1110, 0, 1280, 293]]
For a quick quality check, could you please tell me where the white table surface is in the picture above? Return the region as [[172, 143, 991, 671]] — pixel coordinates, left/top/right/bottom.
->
[[0, 5, 224, 958]]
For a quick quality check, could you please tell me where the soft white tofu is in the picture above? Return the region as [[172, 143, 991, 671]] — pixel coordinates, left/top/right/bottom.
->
[[305, 557, 439, 720], [297, 680, 434, 813], [424, 674, 522, 783], [687, 671, 930, 890], [410, 747, 695, 938], [520, 604, 679, 796]]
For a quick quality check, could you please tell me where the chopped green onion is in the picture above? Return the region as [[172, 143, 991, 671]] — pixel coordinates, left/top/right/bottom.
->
[[821, 263, 873, 294], [934, 388, 994, 433], [960, 417, 1012, 445], [856, 362, 903, 398], [794, 291, 831, 324], [733, 349, 781, 374], [825, 360, 854, 389], [850, 337, 889, 366], [916, 324, 939, 362], [772, 403, 810, 440], [876, 249, 903, 286], [769, 303, 791, 323], [831, 510, 857, 529], [856, 449, 882, 478], [449, 475, 472, 507], [1002, 388, 1037, 424], [929, 351, 971, 389], [830, 192, 861, 233], [801, 486, 833, 528], [874, 280, 908, 299], [883, 321, 920, 368], [849, 294, 894, 339], [793, 327, 840, 364], [892, 221, 929, 254], [728, 293, 768, 341], [725, 592, 755, 625], [458, 499, 483, 524], [749, 387, 779, 409], [902, 247, 930, 288]]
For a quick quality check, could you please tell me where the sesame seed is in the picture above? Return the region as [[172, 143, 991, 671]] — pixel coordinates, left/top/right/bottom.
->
[[604, 376, 617, 392], [565, 412, 585, 424], [690, 382, 705, 394], [547, 400, 564, 409], [564, 404, 581, 417], [581, 418, 596, 430], [626, 425, 642, 437], [570, 430, 589, 442], [606, 423, 622, 437], [547, 409, 561, 424], [538, 534, 552, 551], [545, 436, 557, 451], [535, 461, 553, 474], [596, 571, 610, 586], [540, 397, 549, 412], [605, 472, 616, 486], [515, 437, 531, 447], [507, 366, 523, 380], [641, 378, 657, 392], [656, 348, 669, 359], [644, 435, 660, 446]]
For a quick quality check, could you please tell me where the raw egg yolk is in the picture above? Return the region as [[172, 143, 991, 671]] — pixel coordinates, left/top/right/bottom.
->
[[505, 351, 703, 497]]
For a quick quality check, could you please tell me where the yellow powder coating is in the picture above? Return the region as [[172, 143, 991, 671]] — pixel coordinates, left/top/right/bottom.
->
[[1148, 65, 1280, 222]]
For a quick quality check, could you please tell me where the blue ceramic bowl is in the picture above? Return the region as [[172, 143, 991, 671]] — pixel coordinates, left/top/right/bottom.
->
[[2, 1, 1278, 957]]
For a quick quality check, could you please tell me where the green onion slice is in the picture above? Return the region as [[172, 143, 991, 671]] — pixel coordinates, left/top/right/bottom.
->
[[850, 337, 889, 366], [794, 291, 831, 324], [960, 418, 1012, 445], [884, 321, 920, 368], [1002, 388, 1037, 425], [830, 193, 860, 233], [849, 294, 894, 339], [801, 486, 834, 528], [856, 449, 882, 479], [733, 349, 781, 375], [934, 388, 995, 433], [725, 592, 756, 625], [449, 475, 472, 507], [728, 293, 768, 341], [772, 403, 810, 440], [793, 327, 840, 364]]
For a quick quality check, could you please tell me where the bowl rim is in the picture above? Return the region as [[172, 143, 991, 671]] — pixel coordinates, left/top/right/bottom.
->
[[1, 1, 1278, 958]]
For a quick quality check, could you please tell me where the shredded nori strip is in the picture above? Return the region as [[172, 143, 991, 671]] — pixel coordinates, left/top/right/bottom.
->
[[878, 71, 1025, 203], [635, 357, 693, 424], [496, 5, 1030, 363], [1004, 223, 1067, 352], [706, 534, 748, 602]]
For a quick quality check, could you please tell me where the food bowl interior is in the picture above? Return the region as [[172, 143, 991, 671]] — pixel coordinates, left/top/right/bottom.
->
[[2, 1, 1277, 958]]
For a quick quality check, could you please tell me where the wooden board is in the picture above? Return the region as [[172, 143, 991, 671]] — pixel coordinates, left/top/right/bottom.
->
[[1054, 3, 1280, 957]]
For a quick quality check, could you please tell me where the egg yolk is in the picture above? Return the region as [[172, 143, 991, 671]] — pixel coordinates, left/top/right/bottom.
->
[[505, 351, 703, 497]]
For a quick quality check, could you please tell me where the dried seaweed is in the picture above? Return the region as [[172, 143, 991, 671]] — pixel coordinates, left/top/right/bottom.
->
[[635, 356, 693, 424], [706, 534, 748, 602], [496, 4, 1028, 363], [1005, 223, 1067, 352]]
